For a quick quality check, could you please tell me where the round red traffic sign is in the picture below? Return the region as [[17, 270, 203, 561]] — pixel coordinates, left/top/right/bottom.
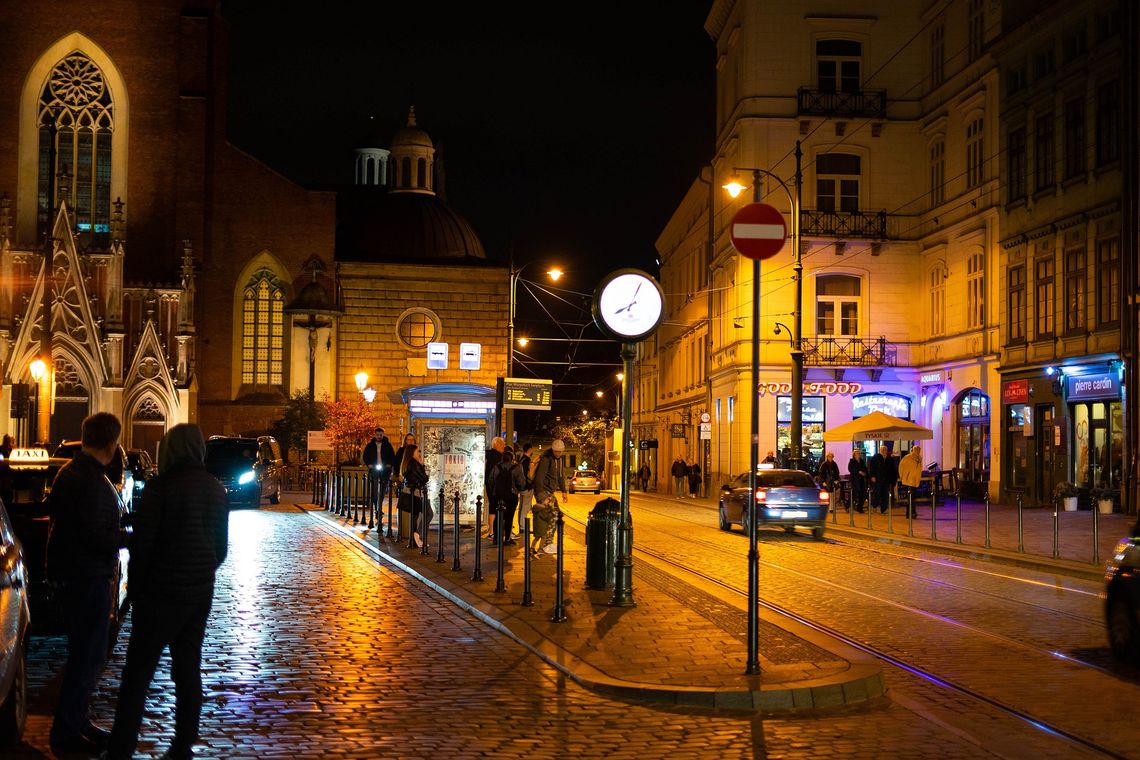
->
[[730, 203, 787, 260]]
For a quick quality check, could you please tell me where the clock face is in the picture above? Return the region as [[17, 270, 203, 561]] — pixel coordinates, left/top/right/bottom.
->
[[593, 270, 665, 341]]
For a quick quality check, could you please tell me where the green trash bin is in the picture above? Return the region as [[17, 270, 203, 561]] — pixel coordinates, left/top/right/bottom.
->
[[585, 497, 621, 590]]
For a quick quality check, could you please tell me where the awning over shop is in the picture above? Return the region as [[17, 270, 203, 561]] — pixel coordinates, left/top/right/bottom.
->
[[823, 410, 933, 442]]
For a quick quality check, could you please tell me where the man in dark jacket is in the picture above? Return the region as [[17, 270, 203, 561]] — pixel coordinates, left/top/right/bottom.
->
[[47, 412, 125, 755], [104, 424, 229, 760]]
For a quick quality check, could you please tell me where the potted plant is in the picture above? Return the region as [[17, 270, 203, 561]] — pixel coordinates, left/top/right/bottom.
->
[[1052, 481, 1079, 511], [1092, 486, 1117, 515]]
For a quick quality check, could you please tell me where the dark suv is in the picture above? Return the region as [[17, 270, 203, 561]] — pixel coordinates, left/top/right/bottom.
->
[[205, 435, 284, 508]]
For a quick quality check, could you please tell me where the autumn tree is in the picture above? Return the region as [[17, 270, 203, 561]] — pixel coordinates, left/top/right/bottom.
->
[[322, 393, 381, 464]]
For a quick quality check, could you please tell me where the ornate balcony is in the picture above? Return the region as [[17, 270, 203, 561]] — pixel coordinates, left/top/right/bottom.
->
[[797, 87, 886, 118], [801, 209, 887, 240], [802, 336, 896, 367]]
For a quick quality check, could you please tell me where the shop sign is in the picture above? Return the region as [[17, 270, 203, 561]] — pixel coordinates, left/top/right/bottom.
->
[[1066, 372, 1120, 401], [851, 392, 911, 418], [757, 381, 862, 397], [776, 396, 825, 423], [1001, 380, 1029, 405], [919, 371, 943, 385]]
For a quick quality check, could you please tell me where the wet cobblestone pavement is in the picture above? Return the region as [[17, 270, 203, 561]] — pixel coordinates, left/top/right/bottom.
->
[[12, 499, 1129, 758]]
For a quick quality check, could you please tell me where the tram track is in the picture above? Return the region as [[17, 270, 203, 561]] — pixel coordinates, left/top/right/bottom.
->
[[559, 506, 1131, 759]]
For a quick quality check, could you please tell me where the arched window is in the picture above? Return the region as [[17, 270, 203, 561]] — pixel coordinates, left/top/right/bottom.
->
[[930, 265, 946, 336], [241, 269, 285, 385], [38, 52, 114, 242], [816, 274, 861, 336]]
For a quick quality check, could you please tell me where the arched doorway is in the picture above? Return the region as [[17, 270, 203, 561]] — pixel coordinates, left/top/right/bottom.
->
[[48, 358, 89, 444], [130, 397, 166, 461]]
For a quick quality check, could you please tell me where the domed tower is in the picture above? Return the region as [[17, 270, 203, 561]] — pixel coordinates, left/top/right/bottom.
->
[[389, 106, 435, 194]]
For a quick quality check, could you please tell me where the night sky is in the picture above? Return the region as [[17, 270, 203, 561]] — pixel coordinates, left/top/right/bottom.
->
[[222, 2, 716, 413]]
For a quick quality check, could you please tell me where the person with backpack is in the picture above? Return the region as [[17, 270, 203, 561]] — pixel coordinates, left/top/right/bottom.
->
[[530, 439, 568, 556], [488, 448, 526, 546], [516, 442, 535, 538]]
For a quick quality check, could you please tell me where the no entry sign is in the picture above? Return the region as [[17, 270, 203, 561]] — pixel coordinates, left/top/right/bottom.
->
[[730, 203, 787, 260]]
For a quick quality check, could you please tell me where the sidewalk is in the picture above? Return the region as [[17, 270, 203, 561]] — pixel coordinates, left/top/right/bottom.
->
[[291, 492, 885, 712]]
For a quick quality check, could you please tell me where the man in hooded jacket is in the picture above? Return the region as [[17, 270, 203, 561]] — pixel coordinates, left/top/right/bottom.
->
[[103, 424, 229, 760]]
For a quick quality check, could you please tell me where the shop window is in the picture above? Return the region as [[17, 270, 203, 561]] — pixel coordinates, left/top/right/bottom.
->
[[816, 274, 860, 337]]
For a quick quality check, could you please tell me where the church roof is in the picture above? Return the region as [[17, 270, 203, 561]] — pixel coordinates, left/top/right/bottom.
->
[[335, 188, 486, 262]]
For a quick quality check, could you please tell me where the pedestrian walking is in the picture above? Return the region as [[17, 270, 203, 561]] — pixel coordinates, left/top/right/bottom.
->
[[530, 439, 567, 556], [102, 424, 229, 760], [45, 412, 126, 756], [401, 444, 431, 548], [488, 448, 525, 545], [687, 461, 701, 498], [516, 442, 534, 537], [671, 455, 687, 498], [638, 462, 651, 491], [898, 445, 923, 517], [848, 448, 869, 513], [869, 444, 898, 514]]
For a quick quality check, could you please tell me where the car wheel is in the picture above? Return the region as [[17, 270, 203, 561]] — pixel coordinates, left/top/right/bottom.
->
[[0, 642, 27, 747], [718, 503, 730, 531], [269, 480, 281, 505], [1108, 593, 1140, 663], [812, 526, 826, 541]]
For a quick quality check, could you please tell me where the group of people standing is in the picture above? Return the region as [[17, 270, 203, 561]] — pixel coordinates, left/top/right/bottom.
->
[[484, 436, 568, 557], [669, 455, 702, 498]]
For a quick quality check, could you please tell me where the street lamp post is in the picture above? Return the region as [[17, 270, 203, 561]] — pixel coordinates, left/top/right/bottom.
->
[[724, 142, 803, 675]]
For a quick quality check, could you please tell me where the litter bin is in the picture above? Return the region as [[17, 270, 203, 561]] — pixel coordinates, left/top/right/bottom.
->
[[585, 497, 622, 590]]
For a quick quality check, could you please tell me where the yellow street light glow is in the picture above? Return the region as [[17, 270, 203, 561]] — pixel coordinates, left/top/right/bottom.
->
[[354, 368, 368, 392], [723, 180, 747, 198], [29, 359, 46, 382], [517, 337, 529, 347], [547, 268, 563, 281]]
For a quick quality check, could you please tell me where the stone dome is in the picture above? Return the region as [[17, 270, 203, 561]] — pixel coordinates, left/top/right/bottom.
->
[[335, 188, 486, 261]]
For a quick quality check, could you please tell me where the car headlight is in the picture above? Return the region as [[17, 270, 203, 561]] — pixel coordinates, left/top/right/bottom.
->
[[238, 470, 256, 485]]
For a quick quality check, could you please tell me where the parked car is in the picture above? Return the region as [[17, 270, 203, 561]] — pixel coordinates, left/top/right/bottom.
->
[[0, 496, 30, 746], [126, 448, 157, 499], [1105, 534, 1140, 663], [718, 467, 830, 540], [204, 435, 284, 508], [569, 469, 601, 494], [0, 447, 130, 636]]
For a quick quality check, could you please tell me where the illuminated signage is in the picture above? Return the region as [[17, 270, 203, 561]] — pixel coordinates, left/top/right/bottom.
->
[[1066, 372, 1120, 401], [919, 371, 943, 384], [757, 381, 862, 397], [776, 396, 825, 423], [851, 393, 911, 418], [499, 377, 553, 410], [1001, 380, 1029, 405]]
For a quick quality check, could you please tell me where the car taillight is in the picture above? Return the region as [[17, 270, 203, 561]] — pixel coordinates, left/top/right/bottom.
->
[[819, 491, 830, 502], [754, 488, 767, 503]]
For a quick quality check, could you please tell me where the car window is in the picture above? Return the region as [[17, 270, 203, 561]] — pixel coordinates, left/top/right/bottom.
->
[[758, 471, 817, 488]]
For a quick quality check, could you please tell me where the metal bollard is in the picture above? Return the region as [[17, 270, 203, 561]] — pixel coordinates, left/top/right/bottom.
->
[[1093, 500, 1101, 566], [551, 508, 567, 622], [955, 493, 962, 544], [983, 491, 991, 549], [436, 488, 446, 563], [521, 517, 533, 607], [1017, 492, 1024, 553], [472, 495, 484, 582], [1053, 497, 1061, 559], [452, 492, 462, 571], [494, 499, 506, 593], [420, 493, 431, 556]]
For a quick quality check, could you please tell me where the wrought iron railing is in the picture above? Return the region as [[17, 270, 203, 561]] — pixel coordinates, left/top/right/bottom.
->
[[801, 209, 887, 239], [802, 336, 896, 367], [797, 87, 886, 118]]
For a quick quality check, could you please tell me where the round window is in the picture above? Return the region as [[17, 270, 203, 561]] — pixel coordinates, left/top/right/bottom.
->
[[396, 308, 440, 350]]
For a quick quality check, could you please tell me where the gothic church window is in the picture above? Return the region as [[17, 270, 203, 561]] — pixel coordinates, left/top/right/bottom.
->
[[38, 52, 114, 242], [242, 269, 284, 385]]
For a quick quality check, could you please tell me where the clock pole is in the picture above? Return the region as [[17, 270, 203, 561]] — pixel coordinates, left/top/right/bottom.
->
[[609, 341, 637, 607]]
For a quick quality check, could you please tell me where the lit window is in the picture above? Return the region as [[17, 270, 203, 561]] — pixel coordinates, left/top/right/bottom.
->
[[241, 269, 284, 385]]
